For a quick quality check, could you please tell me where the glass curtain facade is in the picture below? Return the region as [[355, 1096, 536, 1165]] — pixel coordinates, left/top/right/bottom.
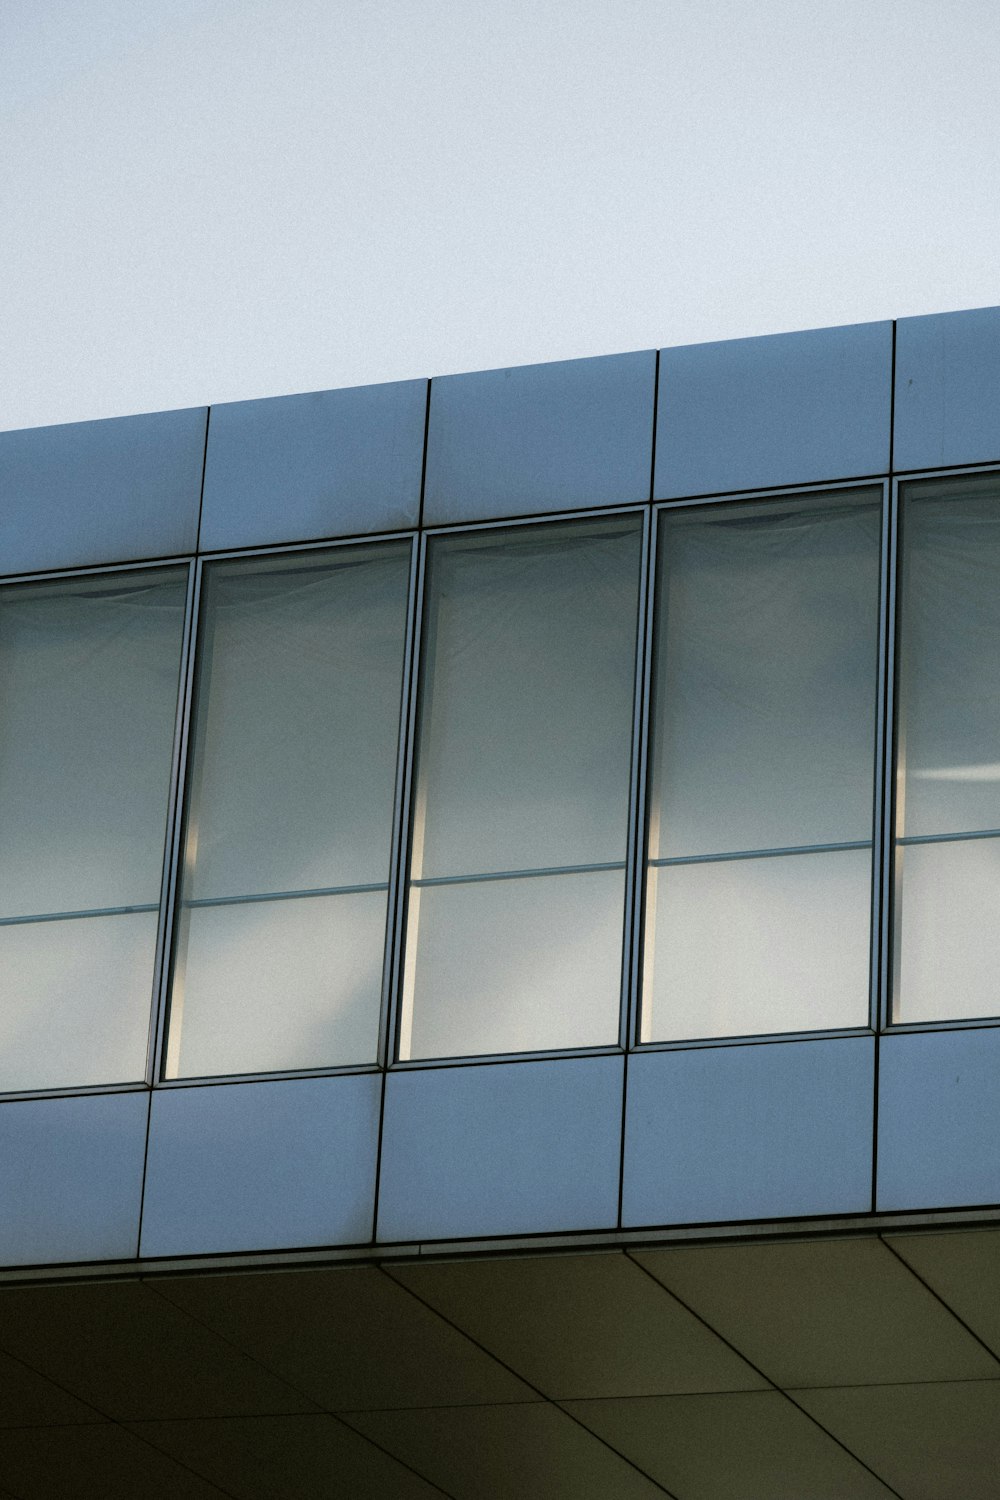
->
[[4, 472, 1000, 1097]]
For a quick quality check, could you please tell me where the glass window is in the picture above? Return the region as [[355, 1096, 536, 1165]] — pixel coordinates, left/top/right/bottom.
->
[[641, 491, 881, 1042], [0, 567, 188, 1092], [165, 542, 411, 1078], [399, 515, 643, 1060], [893, 474, 1000, 1022]]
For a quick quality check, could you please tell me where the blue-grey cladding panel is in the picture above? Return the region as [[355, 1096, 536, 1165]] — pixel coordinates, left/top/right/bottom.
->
[[376, 1056, 623, 1242], [894, 306, 1000, 470], [140, 1074, 381, 1258], [199, 380, 426, 550], [0, 1091, 148, 1266], [877, 1029, 1000, 1211], [0, 409, 206, 575], [655, 322, 892, 498], [422, 352, 656, 525], [622, 1038, 875, 1227]]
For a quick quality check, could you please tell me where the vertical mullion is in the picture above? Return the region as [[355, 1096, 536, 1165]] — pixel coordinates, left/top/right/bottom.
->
[[879, 480, 902, 1031], [386, 531, 430, 1066], [626, 505, 659, 1050], [379, 534, 424, 1068], [147, 557, 203, 1086]]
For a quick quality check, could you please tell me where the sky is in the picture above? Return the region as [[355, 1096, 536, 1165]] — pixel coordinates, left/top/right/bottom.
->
[[2, 0, 999, 432]]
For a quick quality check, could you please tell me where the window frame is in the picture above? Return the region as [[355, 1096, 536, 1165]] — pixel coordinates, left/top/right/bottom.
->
[[630, 478, 891, 1054], [152, 531, 420, 1091], [15, 461, 1000, 1102], [885, 464, 1000, 1036], [387, 504, 650, 1071], [0, 554, 197, 1104]]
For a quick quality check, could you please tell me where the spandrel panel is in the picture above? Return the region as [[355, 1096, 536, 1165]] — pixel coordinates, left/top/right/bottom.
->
[[644, 849, 872, 1042], [169, 541, 411, 1080], [184, 544, 411, 899], [894, 839, 1000, 1024], [167, 891, 386, 1078], [401, 869, 626, 1061], [897, 480, 1000, 839], [649, 494, 880, 860], [0, 913, 158, 1092], [0, 570, 188, 918], [413, 519, 642, 880]]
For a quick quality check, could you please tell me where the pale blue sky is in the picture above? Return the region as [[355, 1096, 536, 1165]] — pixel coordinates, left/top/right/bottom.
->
[[3, 0, 999, 430]]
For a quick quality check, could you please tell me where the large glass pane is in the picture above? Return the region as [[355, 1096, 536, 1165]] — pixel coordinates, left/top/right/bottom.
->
[[0, 913, 159, 1093], [0, 571, 187, 917], [401, 516, 642, 1060], [403, 869, 626, 1060], [168, 891, 387, 1078], [895, 838, 1000, 1023], [896, 479, 1000, 839], [0, 568, 187, 1091], [643, 492, 880, 1042], [642, 850, 871, 1042], [893, 475, 1000, 1022], [166, 542, 411, 1078]]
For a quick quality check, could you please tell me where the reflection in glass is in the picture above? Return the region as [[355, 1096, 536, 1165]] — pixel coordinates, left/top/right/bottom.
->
[[895, 838, 1000, 1023], [403, 869, 626, 1059], [166, 542, 411, 1078], [645, 850, 871, 1041], [643, 492, 880, 1042], [400, 517, 643, 1059], [894, 476, 1000, 1022], [0, 568, 188, 1091], [168, 891, 388, 1078], [0, 914, 159, 1093]]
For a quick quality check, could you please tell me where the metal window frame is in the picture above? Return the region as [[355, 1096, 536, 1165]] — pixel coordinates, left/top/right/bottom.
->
[[150, 529, 420, 1091], [12, 461, 1000, 1105], [0, 554, 196, 1106], [629, 478, 889, 1056], [885, 461, 1000, 1036], [387, 502, 650, 1072]]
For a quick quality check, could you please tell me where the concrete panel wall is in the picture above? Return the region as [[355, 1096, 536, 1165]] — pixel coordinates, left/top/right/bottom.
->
[[422, 351, 656, 524], [199, 379, 426, 550], [622, 1038, 875, 1228], [894, 307, 1000, 471], [140, 1074, 382, 1258], [0, 408, 206, 575], [655, 321, 892, 498], [0, 1092, 149, 1265]]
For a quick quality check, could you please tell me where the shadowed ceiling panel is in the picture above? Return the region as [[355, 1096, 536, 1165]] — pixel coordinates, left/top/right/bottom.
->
[[155, 1264, 534, 1411], [388, 1251, 766, 1399], [0, 1280, 310, 1421], [0, 1422, 229, 1500], [794, 1380, 1000, 1500], [343, 1401, 670, 1500], [562, 1389, 896, 1500], [632, 1237, 1000, 1387], [129, 1413, 447, 1500], [885, 1227, 1000, 1356]]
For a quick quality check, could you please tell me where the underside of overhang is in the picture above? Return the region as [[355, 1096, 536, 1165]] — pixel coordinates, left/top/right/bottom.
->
[[0, 1226, 998, 1497]]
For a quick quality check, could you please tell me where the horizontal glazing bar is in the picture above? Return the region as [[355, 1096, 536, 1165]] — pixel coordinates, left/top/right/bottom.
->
[[184, 882, 390, 909], [650, 839, 872, 868], [0, 902, 159, 928], [412, 861, 627, 888], [898, 827, 1000, 848]]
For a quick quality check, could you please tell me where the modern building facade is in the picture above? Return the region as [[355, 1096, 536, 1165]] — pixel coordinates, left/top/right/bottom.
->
[[1, 307, 1000, 1495]]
